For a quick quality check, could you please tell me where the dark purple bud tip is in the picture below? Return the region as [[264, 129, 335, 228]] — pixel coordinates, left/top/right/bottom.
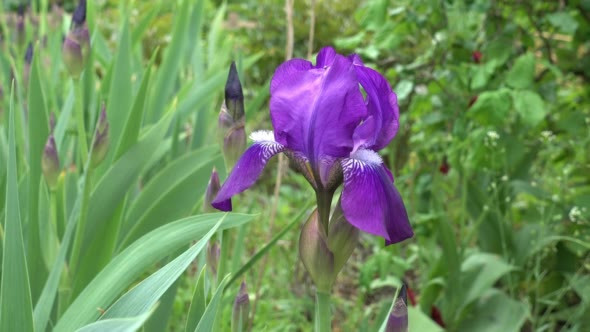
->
[[398, 283, 408, 306], [225, 62, 243, 101], [232, 281, 250, 332], [42, 135, 60, 189], [386, 284, 408, 332], [25, 42, 34, 64], [72, 0, 87, 27], [224, 61, 244, 120]]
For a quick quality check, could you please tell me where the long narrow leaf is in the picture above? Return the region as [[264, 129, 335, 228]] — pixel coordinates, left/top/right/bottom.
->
[[102, 216, 224, 318], [54, 213, 254, 331], [195, 275, 230, 332], [0, 87, 34, 331], [119, 146, 219, 248], [27, 44, 50, 301], [76, 307, 156, 332], [185, 266, 207, 332], [73, 111, 174, 294]]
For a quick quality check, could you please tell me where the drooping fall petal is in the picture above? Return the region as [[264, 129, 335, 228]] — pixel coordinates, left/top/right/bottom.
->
[[212, 131, 285, 211], [340, 150, 413, 244]]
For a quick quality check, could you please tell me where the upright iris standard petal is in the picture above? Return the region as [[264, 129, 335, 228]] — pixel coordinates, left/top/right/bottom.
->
[[270, 46, 366, 169], [212, 131, 285, 211], [340, 150, 413, 244], [352, 63, 399, 151]]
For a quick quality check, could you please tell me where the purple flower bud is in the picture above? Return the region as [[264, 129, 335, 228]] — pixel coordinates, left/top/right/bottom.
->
[[206, 241, 220, 276], [22, 42, 33, 87], [386, 284, 408, 332], [299, 209, 335, 292], [225, 62, 244, 120], [231, 281, 250, 332], [15, 9, 26, 47], [24, 42, 34, 64], [72, 26, 90, 60], [203, 168, 225, 212], [42, 135, 60, 189], [72, 0, 87, 28], [91, 106, 109, 167], [63, 0, 90, 79], [328, 200, 359, 274], [62, 35, 84, 78], [218, 62, 246, 170]]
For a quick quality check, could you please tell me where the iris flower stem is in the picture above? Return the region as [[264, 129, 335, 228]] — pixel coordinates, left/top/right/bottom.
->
[[315, 291, 331, 332], [73, 78, 88, 166], [315, 191, 333, 235]]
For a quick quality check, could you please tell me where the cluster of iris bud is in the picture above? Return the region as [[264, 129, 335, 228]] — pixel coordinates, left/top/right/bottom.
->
[[62, 0, 91, 78], [41, 0, 109, 189]]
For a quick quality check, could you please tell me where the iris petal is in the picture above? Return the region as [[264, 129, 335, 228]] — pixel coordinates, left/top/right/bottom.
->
[[352, 63, 399, 151], [270, 47, 366, 170], [340, 150, 413, 244], [211, 131, 285, 211]]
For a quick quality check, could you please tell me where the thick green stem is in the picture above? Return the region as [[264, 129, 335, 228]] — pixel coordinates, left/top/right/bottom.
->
[[74, 79, 88, 166], [315, 191, 333, 235], [315, 291, 331, 332]]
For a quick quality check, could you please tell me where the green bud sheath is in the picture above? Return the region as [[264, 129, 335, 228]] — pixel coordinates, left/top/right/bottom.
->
[[62, 36, 84, 79], [91, 107, 109, 168], [299, 209, 335, 293], [328, 199, 359, 274], [42, 135, 60, 190]]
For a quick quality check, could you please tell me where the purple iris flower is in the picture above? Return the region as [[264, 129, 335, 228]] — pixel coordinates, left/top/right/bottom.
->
[[212, 46, 413, 244]]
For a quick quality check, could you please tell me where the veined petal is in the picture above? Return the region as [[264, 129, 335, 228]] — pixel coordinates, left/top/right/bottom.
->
[[352, 64, 399, 151], [316, 46, 336, 67], [340, 149, 413, 244], [212, 131, 285, 211], [270, 47, 366, 166]]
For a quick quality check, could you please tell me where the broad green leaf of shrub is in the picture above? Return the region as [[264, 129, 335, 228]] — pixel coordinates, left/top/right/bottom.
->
[[457, 290, 528, 332], [395, 80, 414, 101], [469, 89, 511, 125], [409, 306, 444, 332], [506, 53, 535, 89], [460, 253, 513, 306], [547, 12, 578, 34], [513, 90, 547, 126]]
